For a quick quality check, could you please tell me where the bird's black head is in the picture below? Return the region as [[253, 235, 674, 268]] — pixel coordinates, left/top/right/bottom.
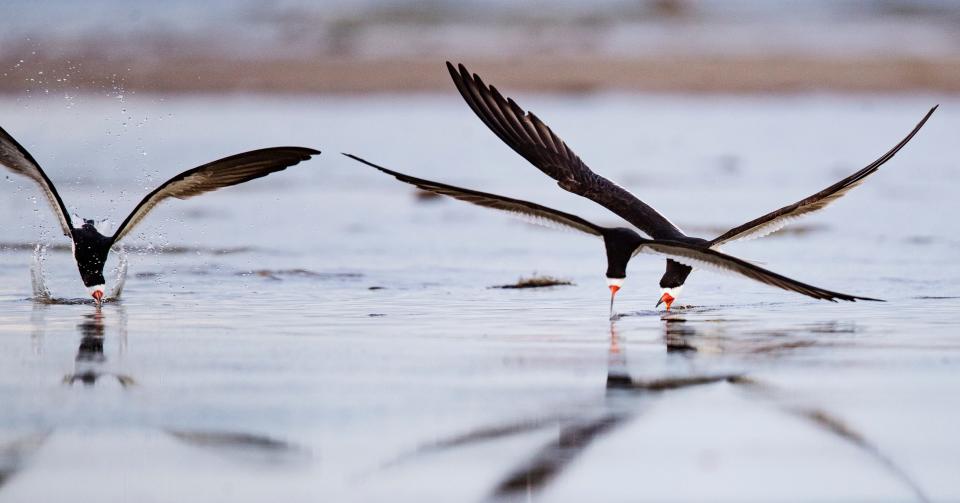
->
[[80, 270, 107, 289], [78, 262, 106, 306], [72, 223, 111, 305], [657, 259, 693, 310], [602, 227, 645, 316], [602, 227, 645, 280], [659, 259, 693, 289]]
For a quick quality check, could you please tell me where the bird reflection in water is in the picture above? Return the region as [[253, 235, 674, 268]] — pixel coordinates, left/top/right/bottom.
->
[[605, 322, 632, 389], [374, 318, 929, 500], [662, 314, 700, 354], [375, 321, 741, 500], [63, 308, 135, 388]]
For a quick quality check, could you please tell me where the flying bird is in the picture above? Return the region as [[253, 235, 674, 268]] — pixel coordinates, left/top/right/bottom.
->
[[0, 125, 319, 305], [447, 61, 935, 309], [345, 153, 880, 314]]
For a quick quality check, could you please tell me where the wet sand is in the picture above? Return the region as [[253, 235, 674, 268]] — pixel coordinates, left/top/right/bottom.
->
[[3, 55, 960, 94]]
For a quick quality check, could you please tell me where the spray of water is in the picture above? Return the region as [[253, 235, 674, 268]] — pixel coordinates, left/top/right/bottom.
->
[[30, 243, 51, 301], [29, 243, 128, 302], [108, 247, 128, 300]]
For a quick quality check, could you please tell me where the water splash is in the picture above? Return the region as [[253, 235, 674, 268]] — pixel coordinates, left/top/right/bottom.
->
[[30, 244, 51, 301], [29, 243, 128, 303], [108, 247, 128, 301]]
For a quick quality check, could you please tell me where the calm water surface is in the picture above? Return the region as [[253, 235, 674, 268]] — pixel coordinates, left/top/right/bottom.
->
[[0, 94, 958, 502]]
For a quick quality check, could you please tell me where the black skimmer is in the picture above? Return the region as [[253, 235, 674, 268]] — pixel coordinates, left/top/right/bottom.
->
[[345, 153, 881, 313], [0, 126, 318, 305], [446, 62, 936, 310]]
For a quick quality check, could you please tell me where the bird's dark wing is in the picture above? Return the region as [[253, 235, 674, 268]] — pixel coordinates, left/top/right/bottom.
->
[[711, 106, 937, 247], [0, 125, 73, 235], [638, 240, 881, 302], [345, 153, 604, 236], [111, 147, 319, 244], [447, 62, 686, 240]]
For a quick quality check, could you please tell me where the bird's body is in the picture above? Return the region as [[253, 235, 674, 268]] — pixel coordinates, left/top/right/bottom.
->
[[345, 153, 881, 315], [0, 124, 319, 304], [71, 221, 113, 297], [443, 61, 936, 309]]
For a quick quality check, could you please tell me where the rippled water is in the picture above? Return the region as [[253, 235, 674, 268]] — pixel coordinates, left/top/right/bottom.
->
[[1, 93, 958, 502]]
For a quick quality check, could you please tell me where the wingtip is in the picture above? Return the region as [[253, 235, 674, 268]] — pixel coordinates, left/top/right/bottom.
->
[[447, 62, 470, 80], [844, 295, 884, 303], [447, 62, 473, 87], [288, 146, 320, 160], [341, 153, 388, 173]]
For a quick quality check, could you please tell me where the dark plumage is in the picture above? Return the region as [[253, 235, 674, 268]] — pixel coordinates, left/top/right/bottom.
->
[[447, 61, 935, 308], [1, 124, 318, 304], [345, 154, 879, 312]]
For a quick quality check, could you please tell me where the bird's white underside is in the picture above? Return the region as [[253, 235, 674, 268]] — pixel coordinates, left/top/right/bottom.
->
[[661, 285, 684, 300]]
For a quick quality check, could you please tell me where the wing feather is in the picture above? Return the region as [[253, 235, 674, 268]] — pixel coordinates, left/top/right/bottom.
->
[[712, 106, 937, 247], [639, 240, 881, 302], [447, 62, 686, 240], [111, 147, 319, 244], [344, 153, 604, 237], [0, 125, 73, 235]]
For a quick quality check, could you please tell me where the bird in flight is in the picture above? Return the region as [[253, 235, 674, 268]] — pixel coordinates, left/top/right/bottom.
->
[[346, 153, 881, 315], [1, 125, 318, 305], [446, 61, 935, 310]]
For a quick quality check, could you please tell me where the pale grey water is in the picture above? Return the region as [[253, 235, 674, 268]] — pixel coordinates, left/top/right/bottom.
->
[[0, 93, 959, 502]]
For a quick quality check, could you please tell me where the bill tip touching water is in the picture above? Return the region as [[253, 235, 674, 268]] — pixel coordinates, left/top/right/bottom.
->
[[344, 152, 883, 313], [342, 62, 936, 313], [0, 59, 941, 313], [0, 125, 320, 305]]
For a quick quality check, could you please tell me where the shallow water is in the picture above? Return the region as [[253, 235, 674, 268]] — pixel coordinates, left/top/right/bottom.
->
[[0, 93, 958, 502]]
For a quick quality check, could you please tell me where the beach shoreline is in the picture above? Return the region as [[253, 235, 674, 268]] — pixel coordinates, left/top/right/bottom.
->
[[4, 54, 960, 95]]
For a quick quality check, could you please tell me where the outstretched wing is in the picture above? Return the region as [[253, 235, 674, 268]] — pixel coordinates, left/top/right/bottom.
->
[[111, 147, 319, 244], [0, 125, 73, 235], [344, 153, 604, 236], [638, 240, 881, 302], [447, 62, 686, 240], [711, 106, 937, 247]]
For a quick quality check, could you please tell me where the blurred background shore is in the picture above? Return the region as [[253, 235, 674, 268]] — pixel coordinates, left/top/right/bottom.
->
[[3, 0, 960, 94]]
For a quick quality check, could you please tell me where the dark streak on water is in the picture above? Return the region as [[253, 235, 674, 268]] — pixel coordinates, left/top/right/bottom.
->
[[0, 433, 50, 490], [491, 413, 627, 500], [735, 379, 931, 503], [240, 269, 364, 281], [166, 430, 310, 465]]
